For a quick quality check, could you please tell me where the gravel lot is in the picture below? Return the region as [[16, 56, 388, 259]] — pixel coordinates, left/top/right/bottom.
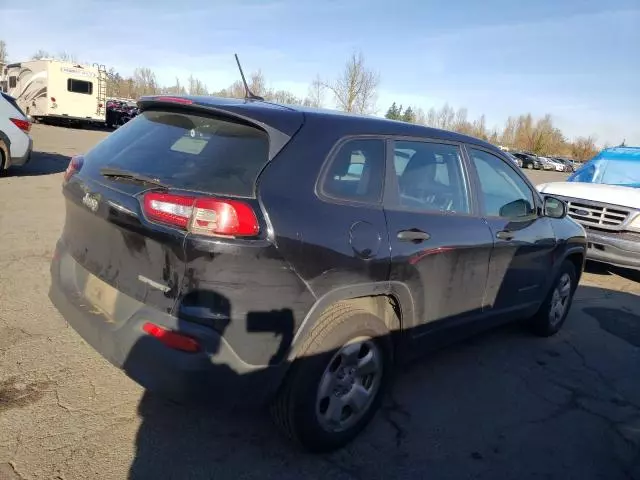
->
[[1, 125, 639, 480]]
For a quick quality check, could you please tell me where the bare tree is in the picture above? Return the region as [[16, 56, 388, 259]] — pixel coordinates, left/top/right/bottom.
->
[[163, 77, 187, 95], [500, 116, 517, 148], [325, 52, 379, 114], [57, 51, 78, 63], [0, 40, 7, 67], [571, 136, 598, 161], [187, 75, 208, 95], [270, 89, 303, 104], [31, 49, 52, 60], [471, 114, 488, 140], [452, 107, 469, 133], [249, 70, 267, 97], [306, 74, 325, 108], [436, 104, 455, 130], [425, 107, 438, 127], [133, 67, 158, 97]]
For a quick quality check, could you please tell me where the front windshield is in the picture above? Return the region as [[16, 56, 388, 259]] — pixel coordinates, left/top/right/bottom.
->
[[569, 159, 640, 187]]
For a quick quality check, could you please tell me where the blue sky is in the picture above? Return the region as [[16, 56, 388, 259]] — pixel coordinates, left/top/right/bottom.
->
[[1, 0, 638, 145]]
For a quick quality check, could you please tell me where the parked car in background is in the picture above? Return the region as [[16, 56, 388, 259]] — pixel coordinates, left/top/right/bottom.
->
[[512, 152, 541, 169], [49, 95, 586, 452], [538, 146, 640, 271], [547, 157, 567, 172], [538, 156, 556, 171], [0, 92, 33, 174], [554, 158, 576, 172]]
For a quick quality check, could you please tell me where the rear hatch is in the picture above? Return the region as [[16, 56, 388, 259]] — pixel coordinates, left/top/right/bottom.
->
[[59, 99, 303, 317]]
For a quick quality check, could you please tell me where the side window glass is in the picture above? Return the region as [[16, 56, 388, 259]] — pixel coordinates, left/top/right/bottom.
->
[[391, 141, 469, 214], [569, 163, 595, 183], [322, 138, 385, 203], [469, 148, 536, 219]]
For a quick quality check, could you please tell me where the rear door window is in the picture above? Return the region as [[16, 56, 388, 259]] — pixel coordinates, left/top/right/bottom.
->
[[81, 109, 270, 197]]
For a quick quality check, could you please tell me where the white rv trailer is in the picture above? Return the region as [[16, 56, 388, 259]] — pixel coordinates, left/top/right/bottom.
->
[[1, 59, 107, 126]]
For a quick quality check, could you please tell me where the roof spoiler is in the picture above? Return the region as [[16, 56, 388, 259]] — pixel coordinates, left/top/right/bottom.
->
[[137, 95, 303, 160]]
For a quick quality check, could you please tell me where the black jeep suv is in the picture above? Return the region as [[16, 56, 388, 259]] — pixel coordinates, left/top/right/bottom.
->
[[50, 96, 586, 452]]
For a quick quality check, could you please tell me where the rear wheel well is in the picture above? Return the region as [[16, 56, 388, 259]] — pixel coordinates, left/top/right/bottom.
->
[[330, 295, 401, 332]]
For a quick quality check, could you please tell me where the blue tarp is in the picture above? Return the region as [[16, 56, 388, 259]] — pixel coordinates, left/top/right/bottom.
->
[[568, 147, 640, 187]]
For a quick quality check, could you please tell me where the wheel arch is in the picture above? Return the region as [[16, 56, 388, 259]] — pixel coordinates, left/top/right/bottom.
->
[[564, 247, 586, 284], [287, 281, 415, 363]]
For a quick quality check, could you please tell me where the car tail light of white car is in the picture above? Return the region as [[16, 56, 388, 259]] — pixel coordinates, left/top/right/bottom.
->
[[10, 117, 31, 133]]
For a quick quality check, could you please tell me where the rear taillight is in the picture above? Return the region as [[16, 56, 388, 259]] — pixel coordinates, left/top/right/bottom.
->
[[63, 155, 84, 182], [10, 118, 31, 133], [143, 192, 195, 228], [143, 192, 259, 237], [142, 322, 200, 353]]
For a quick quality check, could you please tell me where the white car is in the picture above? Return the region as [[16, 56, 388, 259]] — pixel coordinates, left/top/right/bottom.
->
[[0, 92, 33, 173], [537, 147, 640, 270], [539, 156, 565, 172], [537, 156, 555, 171]]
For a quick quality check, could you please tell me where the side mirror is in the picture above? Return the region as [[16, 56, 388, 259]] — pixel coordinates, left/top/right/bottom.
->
[[499, 198, 533, 218], [544, 196, 567, 219]]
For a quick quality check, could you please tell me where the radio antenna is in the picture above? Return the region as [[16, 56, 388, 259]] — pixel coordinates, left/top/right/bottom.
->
[[234, 54, 264, 101]]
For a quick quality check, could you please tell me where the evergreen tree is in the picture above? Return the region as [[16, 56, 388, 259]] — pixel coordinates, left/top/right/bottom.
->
[[402, 106, 416, 123], [385, 102, 400, 120]]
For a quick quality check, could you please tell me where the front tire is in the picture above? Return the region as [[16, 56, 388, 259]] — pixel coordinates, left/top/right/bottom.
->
[[527, 163, 533, 169], [530, 260, 577, 336], [271, 303, 392, 452]]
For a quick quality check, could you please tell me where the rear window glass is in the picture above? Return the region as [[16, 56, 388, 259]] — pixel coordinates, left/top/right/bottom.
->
[[1, 93, 26, 117], [82, 109, 270, 197], [67, 79, 93, 95]]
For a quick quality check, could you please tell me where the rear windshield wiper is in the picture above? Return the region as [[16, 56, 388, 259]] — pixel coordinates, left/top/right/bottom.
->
[[100, 167, 169, 189]]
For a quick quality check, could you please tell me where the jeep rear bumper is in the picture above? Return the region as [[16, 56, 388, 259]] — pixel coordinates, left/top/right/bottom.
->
[[49, 245, 287, 406]]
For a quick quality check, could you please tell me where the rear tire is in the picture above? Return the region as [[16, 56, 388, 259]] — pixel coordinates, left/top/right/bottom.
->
[[530, 260, 577, 337], [527, 163, 533, 169], [271, 303, 392, 452]]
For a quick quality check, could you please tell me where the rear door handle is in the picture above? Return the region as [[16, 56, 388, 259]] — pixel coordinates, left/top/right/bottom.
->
[[397, 229, 431, 242], [496, 230, 515, 241]]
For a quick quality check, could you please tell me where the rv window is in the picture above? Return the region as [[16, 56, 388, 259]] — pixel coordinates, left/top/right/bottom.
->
[[67, 79, 93, 95], [9, 76, 16, 88]]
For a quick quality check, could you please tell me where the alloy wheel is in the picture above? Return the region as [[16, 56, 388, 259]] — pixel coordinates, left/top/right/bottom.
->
[[549, 273, 571, 327]]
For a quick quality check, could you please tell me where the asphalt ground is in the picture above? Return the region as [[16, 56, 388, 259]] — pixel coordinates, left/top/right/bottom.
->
[[0, 124, 638, 479]]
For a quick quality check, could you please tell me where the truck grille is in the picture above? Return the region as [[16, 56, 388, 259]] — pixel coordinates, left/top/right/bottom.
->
[[561, 198, 630, 231]]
